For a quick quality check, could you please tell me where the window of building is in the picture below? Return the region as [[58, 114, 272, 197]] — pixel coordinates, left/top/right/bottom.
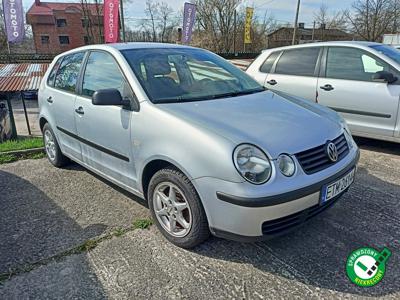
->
[[84, 36, 90, 45], [275, 47, 320, 77], [82, 18, 89, 28], [82, 51, 130, 98], [54, 52, 85, 92], [260, 51, 281, 73], [59, 36, 70, 45], [40, 35, 50, 44], [56, 19, 67, 27], [326, 47, 391, 82]]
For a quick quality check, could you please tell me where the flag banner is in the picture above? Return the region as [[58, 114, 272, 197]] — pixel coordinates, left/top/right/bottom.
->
[[104, 0, 119, 43], [182, 2, 196, 44], [244, 7, 254, 44], [2, 0, 25, 43]]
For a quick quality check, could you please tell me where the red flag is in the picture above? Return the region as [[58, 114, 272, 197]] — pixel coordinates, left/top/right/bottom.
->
[[104, 0, 119, 43]]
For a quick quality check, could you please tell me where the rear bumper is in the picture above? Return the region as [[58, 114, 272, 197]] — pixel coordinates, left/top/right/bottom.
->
[[193, 148, 359, 240]]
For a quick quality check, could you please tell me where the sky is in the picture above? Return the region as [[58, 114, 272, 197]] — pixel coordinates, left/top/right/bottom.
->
[[21, 0, 354, 29]]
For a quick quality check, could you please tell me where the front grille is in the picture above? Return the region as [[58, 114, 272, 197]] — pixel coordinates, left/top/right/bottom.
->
[[295, 134, 349, 175], [261, 194, 341, 235]]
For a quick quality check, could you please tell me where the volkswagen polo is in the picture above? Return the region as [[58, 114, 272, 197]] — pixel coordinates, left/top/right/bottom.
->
[[39, 43, 359, 248]]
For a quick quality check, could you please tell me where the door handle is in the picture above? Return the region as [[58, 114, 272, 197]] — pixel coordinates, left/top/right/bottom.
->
[[75, 107, 84, 115], [46, 96, 53, 103], [267, 79, 277, 86], [320, 84, 334, 91]]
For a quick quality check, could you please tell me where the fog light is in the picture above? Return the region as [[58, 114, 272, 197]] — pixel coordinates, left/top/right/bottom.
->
[[277, 154, 296, 177]]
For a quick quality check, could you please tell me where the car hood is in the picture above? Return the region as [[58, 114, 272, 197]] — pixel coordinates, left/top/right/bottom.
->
[[157, 91, 343, 158]]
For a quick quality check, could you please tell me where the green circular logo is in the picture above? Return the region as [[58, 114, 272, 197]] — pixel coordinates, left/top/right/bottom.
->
[[346, 247, 391, 287]]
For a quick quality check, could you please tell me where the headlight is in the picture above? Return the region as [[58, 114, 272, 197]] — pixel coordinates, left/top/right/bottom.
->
[[233, 144, 272, 184], [277, 154, 296, 177], [344, 128, 354, 149]]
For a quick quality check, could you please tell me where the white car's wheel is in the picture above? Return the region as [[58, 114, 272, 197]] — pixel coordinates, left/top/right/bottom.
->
[[43, 123, 69, 167]]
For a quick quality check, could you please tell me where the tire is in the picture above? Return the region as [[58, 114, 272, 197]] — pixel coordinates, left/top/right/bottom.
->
[[43, 123, 69, 167], [148, 167, 210, 248]]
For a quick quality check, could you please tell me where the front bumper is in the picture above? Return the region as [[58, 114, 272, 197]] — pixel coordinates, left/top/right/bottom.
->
[[192, 148, 360, 241]]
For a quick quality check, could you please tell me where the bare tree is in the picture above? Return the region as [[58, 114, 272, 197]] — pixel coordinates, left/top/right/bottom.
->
[[145, 0, 159, 42], [0, 5, 7, 53], [345, 0, 398, 41], [313, 3, 348, 31], [158, 2, 175, 42]]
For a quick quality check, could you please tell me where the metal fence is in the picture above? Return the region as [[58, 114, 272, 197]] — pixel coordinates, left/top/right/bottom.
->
[[0, 53, 56, 64]]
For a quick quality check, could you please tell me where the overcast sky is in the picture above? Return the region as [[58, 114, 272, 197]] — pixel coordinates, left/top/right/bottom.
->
[[22, 0, 354, 28]]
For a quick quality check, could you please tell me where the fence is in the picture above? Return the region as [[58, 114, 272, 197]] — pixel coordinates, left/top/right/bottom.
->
[[0, 53, 56, 64]]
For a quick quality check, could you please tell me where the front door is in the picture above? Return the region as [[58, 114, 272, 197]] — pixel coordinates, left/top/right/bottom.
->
[[317, 46, 400, 138], [74, 51, 138, 189]]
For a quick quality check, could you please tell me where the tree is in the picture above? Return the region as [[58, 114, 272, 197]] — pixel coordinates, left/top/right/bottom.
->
[[313, 4, 348, 31], [145, 0, 158, 42], [0, 5, 7, 53], [345, 0, 399, 41], [80, 0, 103, 44]]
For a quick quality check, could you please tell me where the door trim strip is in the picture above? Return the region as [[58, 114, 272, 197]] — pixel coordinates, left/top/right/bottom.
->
[[329, 107, 392, 119], [56, 126, 130, 162]]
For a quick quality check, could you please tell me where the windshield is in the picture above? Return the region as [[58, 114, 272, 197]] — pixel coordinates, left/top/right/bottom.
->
[[370, 44, 400, 64], [121, 48, 264, 103]]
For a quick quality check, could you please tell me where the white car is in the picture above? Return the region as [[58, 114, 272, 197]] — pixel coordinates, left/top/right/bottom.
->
[[247, 41, 400, 143]]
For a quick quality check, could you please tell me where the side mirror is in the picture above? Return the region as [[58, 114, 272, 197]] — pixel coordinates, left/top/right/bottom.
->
[[372, 71, 397, 84], [92, 88, 131, 108]]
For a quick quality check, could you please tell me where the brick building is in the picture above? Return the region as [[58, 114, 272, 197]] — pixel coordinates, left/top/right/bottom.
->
[[267, 23, 352, 49], [26, 0, 103, 54]]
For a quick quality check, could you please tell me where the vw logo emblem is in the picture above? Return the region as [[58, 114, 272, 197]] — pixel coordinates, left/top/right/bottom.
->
[[326, 142, 338, 162]]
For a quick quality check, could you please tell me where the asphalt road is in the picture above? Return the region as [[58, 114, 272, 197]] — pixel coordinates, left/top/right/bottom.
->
[[0, 137, 399, 299]]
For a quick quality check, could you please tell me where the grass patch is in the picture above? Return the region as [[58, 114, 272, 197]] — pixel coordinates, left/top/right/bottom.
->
[[0, 151, 45, 165], [133, 218, 153, 229], [0, 137, 43, 153]]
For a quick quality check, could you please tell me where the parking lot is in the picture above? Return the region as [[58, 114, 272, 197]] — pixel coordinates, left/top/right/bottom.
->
[[0, 137, 398, 299]]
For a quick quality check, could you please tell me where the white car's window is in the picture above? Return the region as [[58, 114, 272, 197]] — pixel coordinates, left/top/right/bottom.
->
[[326, 47, 390, 82], [82, 51, 127, 97], [122, 48, 263, 103], [54, 52, 85, 93], [274, 47, 320, 77], [259, 51, 281, 73], [370, 44, 400, 64]]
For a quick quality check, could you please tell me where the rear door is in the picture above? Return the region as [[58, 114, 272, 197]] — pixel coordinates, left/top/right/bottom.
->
[[74, 50, 138, 189], [47, 52, 85, 160], [317, 46, 400, 137], [265, 47, 322, 101], [250, 51, 281, 85]]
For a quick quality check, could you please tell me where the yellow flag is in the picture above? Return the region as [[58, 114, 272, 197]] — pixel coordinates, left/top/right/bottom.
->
[[244, 7, 254, 44]]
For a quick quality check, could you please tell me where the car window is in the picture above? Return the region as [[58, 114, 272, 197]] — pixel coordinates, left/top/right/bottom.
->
[[47, 57, 62, 87], [260, 51, 280, 73], [275, 47, 320, 76], [82, 51, 129, 97], [54, 52, 85, 92], [326, 47, 390, 81]]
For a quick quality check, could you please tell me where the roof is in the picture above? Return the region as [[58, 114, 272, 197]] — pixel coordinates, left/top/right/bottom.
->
[[27, 1, 103, 16], [261, 41, 382, 52], [268, 27, 350, 37], [0, 64, 49, 92]]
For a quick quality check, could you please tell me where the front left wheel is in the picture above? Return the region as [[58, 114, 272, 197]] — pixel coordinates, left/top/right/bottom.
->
[[43, 123, 69, 168], [148, 167, 210, 248]]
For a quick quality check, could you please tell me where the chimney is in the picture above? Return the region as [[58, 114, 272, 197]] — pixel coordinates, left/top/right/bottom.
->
[[35, 0, 40, 5], [298, 22, 305, 29]]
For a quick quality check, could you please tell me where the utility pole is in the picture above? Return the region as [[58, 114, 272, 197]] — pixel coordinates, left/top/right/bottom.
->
[[312, 21, 315, 41], [120, 0, 126, 42], [233, 10, 237, 53], [292, 0, 301, 45]]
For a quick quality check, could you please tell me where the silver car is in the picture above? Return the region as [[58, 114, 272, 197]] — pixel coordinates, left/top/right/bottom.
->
[[39, 43, 359, 248], [246, 41, 400, 143]]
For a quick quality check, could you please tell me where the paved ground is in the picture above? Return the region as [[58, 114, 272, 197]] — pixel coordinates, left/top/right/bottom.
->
[[0, 137, 399, 299]]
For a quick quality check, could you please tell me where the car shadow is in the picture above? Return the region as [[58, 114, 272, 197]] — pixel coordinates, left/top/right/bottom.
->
[[354, 136, 400, 156], [192, 166, 400, 297], [0, 170, 107, 298]]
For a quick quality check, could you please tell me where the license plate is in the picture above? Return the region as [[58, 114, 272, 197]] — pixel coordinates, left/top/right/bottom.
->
[[320, 168, 355, 205]]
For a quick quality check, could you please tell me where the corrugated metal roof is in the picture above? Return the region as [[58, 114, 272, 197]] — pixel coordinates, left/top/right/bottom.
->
[[0, 63, 49, 92]]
